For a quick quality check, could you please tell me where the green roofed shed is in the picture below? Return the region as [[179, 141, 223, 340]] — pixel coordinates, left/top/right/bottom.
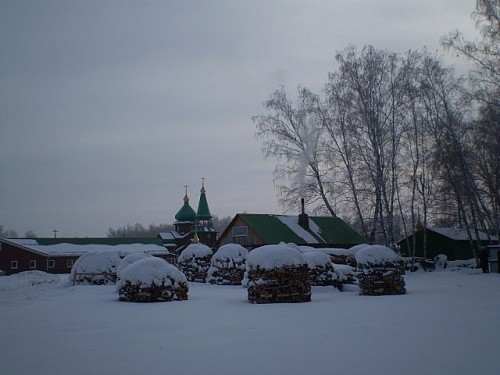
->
[[216, 213, 364, 249]]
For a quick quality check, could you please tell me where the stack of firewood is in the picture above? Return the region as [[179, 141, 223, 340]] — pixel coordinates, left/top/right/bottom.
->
[[118, 280, 189, 302], [207, 266, 245, 285], [207, 244, 248, 285], [247, 265, 311, 303], [178, 254, 212, 283], [308, 263, 335, 286], [356, 262, 406, 296]]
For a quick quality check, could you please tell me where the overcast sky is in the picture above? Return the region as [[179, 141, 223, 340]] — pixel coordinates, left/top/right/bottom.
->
[[0, 0, 478, 237]]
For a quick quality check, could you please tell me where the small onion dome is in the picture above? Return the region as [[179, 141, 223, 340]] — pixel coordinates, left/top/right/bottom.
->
[[175, 192, 196, 222]]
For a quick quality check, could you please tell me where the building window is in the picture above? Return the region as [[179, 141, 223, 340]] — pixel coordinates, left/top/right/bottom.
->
[[29, 260, 37, 269], [66, 259, 74, 268], [232, 225, 248, 245], [11, 260, 18, 269], [233, 226, 248, 237], [48, 259, 55, 269]]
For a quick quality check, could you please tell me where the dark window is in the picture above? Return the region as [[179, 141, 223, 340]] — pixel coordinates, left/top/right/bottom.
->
[[66, 259, 74, 268], [11, 260, 18, 269], [29, 260, 36, 269], [48, 260, 55, 269], [233, 226, 248, 237]]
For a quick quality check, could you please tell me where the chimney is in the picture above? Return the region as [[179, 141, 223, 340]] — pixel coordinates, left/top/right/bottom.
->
[[298, 198, 309, 230]]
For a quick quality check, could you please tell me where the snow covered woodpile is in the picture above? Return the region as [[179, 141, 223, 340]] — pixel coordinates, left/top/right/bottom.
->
[[116, 252, 152, 278], [207, 244, 248, 285], [355, 245, 406, 296], [345, 244, 370, 267], [71, 250, 123, 285], [117, 257, 188, 302], [177, 243, 213, 282], [302, 251, 337, 287], [246, 243, 311, 304], [333, 264, 357, 286]]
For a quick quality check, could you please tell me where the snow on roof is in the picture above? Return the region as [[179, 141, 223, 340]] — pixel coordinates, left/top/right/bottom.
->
[[355, 245, 401, 265], [247, 243, 307, 270], [6, 238, 39, 246], [276, 215, 323, 243], [178, 243, 212, 262], [117, 257, 187, 287], [430, 227, 496, 241], [6, 239, 169, 257], [158, 231, 187, 240]]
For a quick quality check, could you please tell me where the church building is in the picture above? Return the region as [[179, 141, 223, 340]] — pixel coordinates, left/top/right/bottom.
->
[[158, 179, 217, 255]]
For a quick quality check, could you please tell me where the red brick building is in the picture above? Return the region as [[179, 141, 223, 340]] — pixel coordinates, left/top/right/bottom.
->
[[0, 237, 171, 275]]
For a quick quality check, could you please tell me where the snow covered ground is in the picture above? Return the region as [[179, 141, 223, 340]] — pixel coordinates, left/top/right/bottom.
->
[[1, 269, 499, 375]]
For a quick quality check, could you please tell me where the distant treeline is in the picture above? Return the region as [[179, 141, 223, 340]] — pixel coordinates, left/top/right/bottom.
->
[[0, 225, 36, 238], [106, 215, 232, 238]]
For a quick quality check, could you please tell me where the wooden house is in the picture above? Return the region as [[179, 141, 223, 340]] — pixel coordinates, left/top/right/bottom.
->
[[0, 237, 170, 275], [215, 208, 364, 250], [398, 227, 498, 261]]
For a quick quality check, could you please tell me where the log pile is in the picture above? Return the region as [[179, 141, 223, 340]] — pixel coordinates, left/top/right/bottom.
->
[[247, 265, 311, 303], [118, 280, 189, 302], [308, 263, 335, 286], [207, 267, 245, 285], [356, 264, 406, 295], [303, 251, 337, 287], [73, 272, 117, 286], [178, 254, 212, 283], [355, 245, 406, 296], [177, 243, 213, 283], [116, 257, 189, 302], [207, 244, 248, 285]]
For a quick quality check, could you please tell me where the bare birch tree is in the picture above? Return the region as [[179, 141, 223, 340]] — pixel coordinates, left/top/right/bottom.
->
[[252, 87, 336, 217]]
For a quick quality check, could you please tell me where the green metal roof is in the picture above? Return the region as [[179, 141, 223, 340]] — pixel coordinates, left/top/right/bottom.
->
[[238, 213, 364, 246], [309, 217, 365, 244], [196, 187, 212, 220], [175, 200, 196, 222], [239, 214, 304, 244]]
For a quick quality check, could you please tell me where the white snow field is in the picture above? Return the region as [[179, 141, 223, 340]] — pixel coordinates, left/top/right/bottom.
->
[[1, 269, 499, 375]]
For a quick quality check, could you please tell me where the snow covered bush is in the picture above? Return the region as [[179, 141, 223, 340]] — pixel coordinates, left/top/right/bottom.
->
[[71, 250, 123, 285], [207, 244, 248, 285], [302, 251, 338, 287], [117, 257, 188, 302], [116, 252, 152, 278], [246, 243, 310, 303], [177, 243, 213, 282], [355, 245, 406, 296]]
